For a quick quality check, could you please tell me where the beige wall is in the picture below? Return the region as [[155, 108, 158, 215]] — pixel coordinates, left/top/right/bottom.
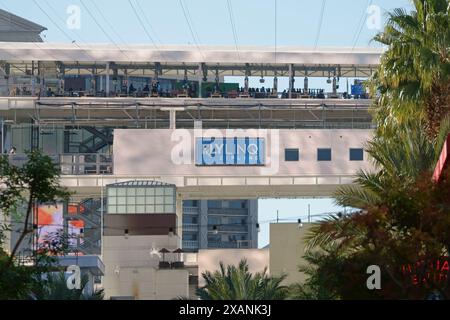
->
[[113, 129, 373, 177], [197, 249, 269, 286], [269, 223, 312, 285], [102, 235, 189, 300]]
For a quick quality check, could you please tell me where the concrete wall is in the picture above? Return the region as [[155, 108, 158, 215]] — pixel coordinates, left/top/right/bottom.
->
[[269, 223, 313, 285], [102, 235, 189, 300], [197, 248, 269, 286], [113, 129, 373, 177]]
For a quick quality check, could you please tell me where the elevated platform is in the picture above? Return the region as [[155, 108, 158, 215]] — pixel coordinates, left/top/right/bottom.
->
[[60, 174, 357, 200], [0, 97, 373, 128], [0, 43, 382, 77]]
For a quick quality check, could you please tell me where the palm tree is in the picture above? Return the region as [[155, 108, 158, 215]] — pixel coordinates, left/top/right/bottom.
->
[[197, 259, 287, 300], [306, 117, 450, 250], [302, 117, 450, 298], [371, 0, 450, 140], [288, 245, 341, 300]]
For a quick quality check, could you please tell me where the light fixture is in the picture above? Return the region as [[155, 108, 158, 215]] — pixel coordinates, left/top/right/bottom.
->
[[168, 227, 174, 237], [298, 219, 303, 229], [124, 229, 129, 239], [256, 223, 261, 233], [212, 225, 218, 235]]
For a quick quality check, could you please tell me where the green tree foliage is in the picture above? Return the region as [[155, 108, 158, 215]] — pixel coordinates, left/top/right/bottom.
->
[[0, 150, 71, 265], [370, 0, 450, 139], [197, 259, 288, 300], [0, 150, 72, 299], [298, 1, 450, 299], [303, 119, 450, 299]]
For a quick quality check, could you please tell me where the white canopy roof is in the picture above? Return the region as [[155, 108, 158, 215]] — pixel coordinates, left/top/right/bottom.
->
[[0, 42, 383, 66]]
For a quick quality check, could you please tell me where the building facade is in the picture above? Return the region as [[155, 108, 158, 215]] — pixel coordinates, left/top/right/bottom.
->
[[0, 42, 383, 299]]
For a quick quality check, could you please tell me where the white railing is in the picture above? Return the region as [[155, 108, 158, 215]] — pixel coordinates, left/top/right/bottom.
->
[[59, 174, 357, 188], [183, 224, 199, 232]]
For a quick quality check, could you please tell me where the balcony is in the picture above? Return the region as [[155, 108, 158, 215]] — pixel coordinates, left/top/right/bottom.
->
[[211, 225, 248, 233], [182, 240, 199, 250], [208, 208, 249, 216], [183, 224, 199, 232], [183, 207, 200, 214], [208, 241, 250, 249]]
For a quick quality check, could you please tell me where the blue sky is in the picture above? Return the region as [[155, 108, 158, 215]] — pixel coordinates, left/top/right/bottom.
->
[[1, 0, 414, 247], [2, 0, 411, 46]]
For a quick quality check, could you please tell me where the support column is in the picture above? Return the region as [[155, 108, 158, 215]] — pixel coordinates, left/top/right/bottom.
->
[[105, 62, 110, 97], [58, 64, 65, 95], [169, 109, 177, 130], [175, 193, 183, 248], [332, 77, 337, 95], [199, 200, 208, 249], [248, 199, 259, 249], [0, 118, 4, 155], [273, 75, 278, 96], [304, 71, 309, 95], [198, 63, 202, 98], [288, 64, 294, 99]]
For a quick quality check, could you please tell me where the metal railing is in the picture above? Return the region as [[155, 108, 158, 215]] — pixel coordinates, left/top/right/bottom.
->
[[183, 224, 199, 232], [183, 207, 200, 214], [208, 241, 250, 249], [182, 240, 199, 249], [59, 154, 113, 175], [9, 153, 113, 175]]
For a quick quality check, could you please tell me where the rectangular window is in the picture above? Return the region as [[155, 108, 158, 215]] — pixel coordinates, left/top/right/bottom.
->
[[136, 188, 146, 196], [349, 148, 364, 161], [208, 216, 221, 225], [285, 148, 299, 161], [184, 200, 198, 207], [229, 200, 246, 209], [183, 233, 198, 241], [107, 205, 116, 214], [317, 148, 332, 161], [208, 200, 222, 209]]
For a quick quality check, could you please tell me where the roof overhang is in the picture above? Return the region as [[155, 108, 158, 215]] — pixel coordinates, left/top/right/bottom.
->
[[0, 42, 384, 66]]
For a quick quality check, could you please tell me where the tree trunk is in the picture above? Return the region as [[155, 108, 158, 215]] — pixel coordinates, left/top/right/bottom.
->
[[424, 80, 450, 140], [6, 195, 34, 267]]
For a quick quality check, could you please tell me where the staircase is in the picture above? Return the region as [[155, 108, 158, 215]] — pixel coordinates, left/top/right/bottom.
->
[[67, 198, 105, 255], [65, 126, 113, 154]]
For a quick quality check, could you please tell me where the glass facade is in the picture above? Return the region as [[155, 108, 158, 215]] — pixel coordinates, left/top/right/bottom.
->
[[182, 199, 258, 252], [107, 184, 176, 214]]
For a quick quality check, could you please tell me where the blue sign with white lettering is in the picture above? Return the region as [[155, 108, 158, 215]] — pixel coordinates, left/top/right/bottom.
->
[[196, 137, 265, 166], [351, 84, 365, 96]]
